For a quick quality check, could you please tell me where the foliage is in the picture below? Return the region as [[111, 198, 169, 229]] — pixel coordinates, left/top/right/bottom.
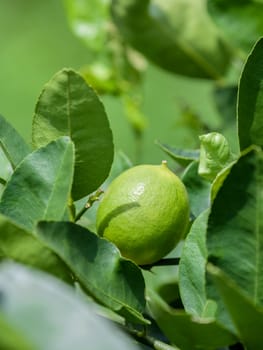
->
[[1, 1, 263, 349], [111, 0, 233, 79], [0, 262, 141, 350]]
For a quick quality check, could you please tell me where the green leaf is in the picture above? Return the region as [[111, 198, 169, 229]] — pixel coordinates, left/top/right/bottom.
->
[[147, 288, 237, 350], [198, 132, 234, 181], [208, 0, 263, 52], [36, 221, 148, 324], [0, 114, 30, 169], [63, 0, 111, 51], [32, 68, 114, 200], [156, 140, 200, 167], [80, 61, 124, 96], [0, 214, 71, 282], [213, 85, 238, 127], [210, 161, 234, 203], [238, 38, 263, 150], [207, 147, 263, 314], [111, 0, 233, 79], [0, 312, 34, 350], [179, 210, 212, 317], [0, 137, 74, 232], [64, 2, 146, 95], [0, 148, 12, 198], [208, 264, 263, 350], [75, 150, 132, 232], [0, 147, 12, 181], [182, 162, 211, 218], [0, 262, 141, 350]]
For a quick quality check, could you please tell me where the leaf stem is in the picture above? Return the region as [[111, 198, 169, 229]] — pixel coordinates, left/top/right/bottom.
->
[[68, 197, 76, 222], [75, 188, 104, 222]]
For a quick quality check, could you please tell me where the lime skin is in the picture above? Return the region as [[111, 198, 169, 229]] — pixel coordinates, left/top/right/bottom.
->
[[96, 161, 190, 265]]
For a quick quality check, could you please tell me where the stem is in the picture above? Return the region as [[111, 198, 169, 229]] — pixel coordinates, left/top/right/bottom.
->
[[68, 197, 76, 222], [0, 177, 7, 186], [74, 204, 90, 222], [141, 258, 180, 270], [75, 188, 104, 222], [127, 328, 179, 350]]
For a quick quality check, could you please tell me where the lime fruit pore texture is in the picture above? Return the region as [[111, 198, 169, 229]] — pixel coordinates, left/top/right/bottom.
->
[[96, 161, 190, 265]]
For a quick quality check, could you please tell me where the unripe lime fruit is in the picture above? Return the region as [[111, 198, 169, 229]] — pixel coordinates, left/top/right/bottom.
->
[[96, 161, 190, 265]]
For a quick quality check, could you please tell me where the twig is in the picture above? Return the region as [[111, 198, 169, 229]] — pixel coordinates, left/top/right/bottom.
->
[[127, 328, 180, 350], [74, 188, 104, 222], [68, 197, 76, 222]]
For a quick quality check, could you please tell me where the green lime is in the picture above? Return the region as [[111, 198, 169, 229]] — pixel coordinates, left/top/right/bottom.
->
[[96, 161, 190, 265]]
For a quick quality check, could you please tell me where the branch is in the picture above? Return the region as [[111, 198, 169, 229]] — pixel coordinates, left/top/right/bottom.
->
[[127, 328, 180, 350], [74, 188, 104, 222]]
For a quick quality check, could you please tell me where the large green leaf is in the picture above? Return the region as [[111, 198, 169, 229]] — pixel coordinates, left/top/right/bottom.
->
[[0, 114, 30, 169], [207, 147, 263, 311], [32, 68, 114, 200], [213, 85, 238, 127], [209, 264, 263, 350], [0, 137, 74, 232], [0, 262, 140, 350], [156, 140, 200, 167], [36, 221, 148, 324], [0, 214, 71, 282], [147, 288, 237, 350], [179, 210, 212, 317], [0, 312, 34, 350], [63, 2, 145, 95], [111, 0, 233, 79], [182, 162, 211, 218], [238, 38, 263, 150], [208, 0, 263, 52], [210, 160, 234, 203]]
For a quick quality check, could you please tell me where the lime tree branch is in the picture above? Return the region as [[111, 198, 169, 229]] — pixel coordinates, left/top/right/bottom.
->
[[75, 189, 104, 222], [126, 328, 180, 350]]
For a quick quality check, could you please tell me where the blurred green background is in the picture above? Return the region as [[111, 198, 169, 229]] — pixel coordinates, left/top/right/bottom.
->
[[0, 0, 222, 164]]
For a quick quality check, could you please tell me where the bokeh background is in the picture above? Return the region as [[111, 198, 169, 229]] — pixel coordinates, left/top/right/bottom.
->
[[0, 0, 222, 164]]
